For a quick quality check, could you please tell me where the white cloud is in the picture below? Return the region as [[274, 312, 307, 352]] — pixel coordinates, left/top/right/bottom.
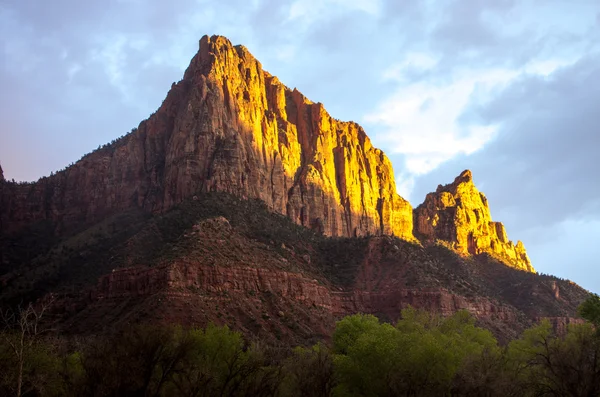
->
[[287, 0, 380, 25], [91, 35, 128, 88], [524, 58, 578, 77], [365, 68, 517, 176], [395, 172, 416, 200], [331, 0, 381, 16], [382, 52, 439, 82], [67, 63, 82, 83], [365, 48, 585, 182]]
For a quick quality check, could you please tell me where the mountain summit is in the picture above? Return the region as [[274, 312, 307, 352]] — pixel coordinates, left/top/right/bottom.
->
[[179, 35, 414, 238]]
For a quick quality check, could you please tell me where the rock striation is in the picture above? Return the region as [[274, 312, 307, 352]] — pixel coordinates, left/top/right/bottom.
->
[[80, 255, 524, 341], [414, 170, 534, 272], [0, 35, 413, 240]]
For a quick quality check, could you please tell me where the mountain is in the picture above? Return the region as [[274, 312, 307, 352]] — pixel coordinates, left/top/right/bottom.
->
[[0, 35, 588, 342]]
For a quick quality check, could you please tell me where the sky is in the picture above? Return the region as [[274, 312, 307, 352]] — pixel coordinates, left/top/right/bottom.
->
[[1, 0, 599, 292]]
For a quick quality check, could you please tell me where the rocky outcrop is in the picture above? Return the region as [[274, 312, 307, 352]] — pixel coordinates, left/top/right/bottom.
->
[[414, 170, 534, 272], [0, 35, 413, 240], [95, 262, 335, 308]]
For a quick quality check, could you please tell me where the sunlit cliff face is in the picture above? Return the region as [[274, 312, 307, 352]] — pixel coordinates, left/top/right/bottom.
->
[[414, 170, 534, 272], [0, 35, 414, 242], [175, 35, 415, 239]]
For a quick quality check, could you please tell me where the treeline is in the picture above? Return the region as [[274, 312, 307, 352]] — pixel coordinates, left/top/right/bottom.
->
[[1, 300, 600, 396], [3, 128, 137, 186]]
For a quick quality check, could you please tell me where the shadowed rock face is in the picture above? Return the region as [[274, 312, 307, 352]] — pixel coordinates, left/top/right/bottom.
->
[[414, 170, 534, 272], [0, 35, 413, 240]]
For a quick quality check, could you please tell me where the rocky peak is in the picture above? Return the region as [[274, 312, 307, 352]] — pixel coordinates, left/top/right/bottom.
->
[[0, 163, 4, 181], [414, 170, 534, 272], [168, 34, 415, 238], [0, 34, 414, 240], [447, 169, 472, 187]]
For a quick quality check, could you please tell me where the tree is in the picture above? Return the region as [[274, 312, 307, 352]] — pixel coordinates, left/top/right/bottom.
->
[[332, 309, 499, 397], [332, 313, 380, 355], [507, 320, 600, 396], [579, 293, 600, 331], [281, 343, 335, 397], [79, 324, 189, 396], [0, 301, 57, 397], [167, 324, 283, 397]]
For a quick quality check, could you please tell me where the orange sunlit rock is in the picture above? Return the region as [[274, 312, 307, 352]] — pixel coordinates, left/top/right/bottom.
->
[[175, 35, 414, 238], [414, 170, 535, 272]]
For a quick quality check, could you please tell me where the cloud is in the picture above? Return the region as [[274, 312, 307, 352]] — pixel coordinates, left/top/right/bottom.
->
[[362, 0, 599, 198], [412, 53, 600, 230], [364, 67, 519, 176], [432, 0, 515, 51]]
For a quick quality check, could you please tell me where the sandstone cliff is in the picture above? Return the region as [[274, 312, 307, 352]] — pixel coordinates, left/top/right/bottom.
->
[[414, 170, 534, 272], [0, 35, 413, 240]]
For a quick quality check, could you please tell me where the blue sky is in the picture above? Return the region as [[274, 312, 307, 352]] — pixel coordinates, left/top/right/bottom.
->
[[1, 0, 599, 292]]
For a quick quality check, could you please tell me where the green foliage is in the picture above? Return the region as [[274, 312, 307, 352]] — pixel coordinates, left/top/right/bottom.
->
[[332, 309, 498, 397], [73, 323, 284, 397], [578, 293, 600, 329], [506, 320, 600, 396], [0, 331, 64, 397], [281, 343, 335, 397], [2, 310, 600, 396], [332, 314, 381, 355]]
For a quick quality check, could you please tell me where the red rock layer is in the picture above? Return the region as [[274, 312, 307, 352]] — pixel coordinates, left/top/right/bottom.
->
[[93, 261, 519, 326]]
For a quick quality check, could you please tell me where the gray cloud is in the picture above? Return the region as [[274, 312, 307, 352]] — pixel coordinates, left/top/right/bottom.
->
[[433, 0, 514, 50], [409, 54, 600, 290], [413, 55, 600, 225]]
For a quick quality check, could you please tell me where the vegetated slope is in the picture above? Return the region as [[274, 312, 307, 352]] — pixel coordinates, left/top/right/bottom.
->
[[1, 192, 584, 344]]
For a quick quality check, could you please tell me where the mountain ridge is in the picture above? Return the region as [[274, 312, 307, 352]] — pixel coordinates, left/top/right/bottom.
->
[[0, 34, 413, 241], [17, 191, 585, 343], [0, 35, 535, 275]]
